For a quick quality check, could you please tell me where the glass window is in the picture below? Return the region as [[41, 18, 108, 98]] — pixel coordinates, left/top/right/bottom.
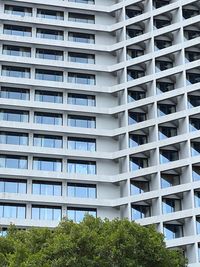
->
[[68, 72, 95, 85], [131, 205, 151, 220], [0, 204, 26, 219], [0, 109, 29, 123], [0, 179, 26, 194], [130, 181, 149, 195], [33, 157, 62, 172], [3, 45, 31, 57], [68, 32, 95, 44], [34, 112, 62, 125], [163, 224, 183, 240], [0, 87, 29, 100], [68, 115, 96, 128], [127, 29, 143, 39], [4, 5, 32, 16], [67, 207, 96, 222], [32, 205, 61, 220], [69, 0, 95, 4], [128, 90, 146, 102], [130, 157, 148, 171], [3, 25, 32, 37], [0, 155, 28, 169], [67, 160, 96, 174], [68, 52, 95, 64], [36, 49, 63, 61], [0, 132, 28, 145], [162, 198, 181, 214], [36, 28, 64, 40], [68, 137, 96, 151], [160, 150, 179, 164], [67, 183, 96, 198], [32, 181, 62, 196], [68, 13, 95, 24], [68, 93, 95, 106], [35, 90, 63, 103], [129, 134, 147, 147], [33, 134, 62, 148], [37, 9, 64, 20], [158, 126, 177, 140], [128, 112, 146, 124], [35, 69, 63, 82], [2, 66, 30, 79], [127, 70, 145, 80]]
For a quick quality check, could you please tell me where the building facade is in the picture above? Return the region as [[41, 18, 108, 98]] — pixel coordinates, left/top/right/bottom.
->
[[0, 0, 200, 265]]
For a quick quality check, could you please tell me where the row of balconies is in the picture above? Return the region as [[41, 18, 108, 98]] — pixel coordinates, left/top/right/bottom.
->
[[126, 0, 199, 17], [130, 165, 200, 195]]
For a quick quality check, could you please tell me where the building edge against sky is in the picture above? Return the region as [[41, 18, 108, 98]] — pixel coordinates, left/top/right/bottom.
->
[[0, 0, 200, 265]]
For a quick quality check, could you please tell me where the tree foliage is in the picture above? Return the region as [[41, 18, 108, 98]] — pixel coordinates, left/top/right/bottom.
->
[[0, 216, 187, 267]]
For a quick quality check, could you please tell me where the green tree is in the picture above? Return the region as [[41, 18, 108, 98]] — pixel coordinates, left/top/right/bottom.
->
[[0, 217, 187, 267]]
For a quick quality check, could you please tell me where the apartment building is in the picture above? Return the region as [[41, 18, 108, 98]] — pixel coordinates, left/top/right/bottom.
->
[[0, 0, 200, 265]]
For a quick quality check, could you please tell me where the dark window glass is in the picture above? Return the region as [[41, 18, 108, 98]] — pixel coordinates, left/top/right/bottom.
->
[[128, 90, 146, 102], [129, 134, 147, 147], [68, 32, 95, 44], [3, 45, 31, 57], [126, 9, 142, 19], [3, 25, 32, 37], [155, 39, 172, 49], [36, 48, 63, 61], [187, 73, 200, 84], [154, 19, 171, 29], [159, 126, 177, 139], [182, 9, 199, 19], [4, 5, 32, 16], [35, 69, 63, 82], [36, 28, 64, 40], [127, 70, 145, 80], [130, 157, 148, 171], [153, 0, 170, 8], [2, 66, 30, 78], [128, 112, 146, 124], [156, 82, 174, 93], [68, 73, 95, 85], [68, 52, 95, 64], [160, 149, 179, 163], [69, 0, 95, 4], [37, 9, 64, 20], [127, 49, 144, 59], [127, 29, 143, 38], [185, 30, 200, 40], [158, 104, 176, 116], [68, 13, 95, 23]]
